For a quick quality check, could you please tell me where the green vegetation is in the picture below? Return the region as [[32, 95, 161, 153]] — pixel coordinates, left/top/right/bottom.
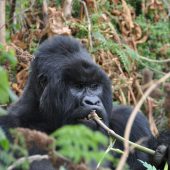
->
[[0, 0, 170, 169]]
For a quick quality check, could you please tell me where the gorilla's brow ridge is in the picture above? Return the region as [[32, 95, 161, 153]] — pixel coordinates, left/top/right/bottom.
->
[[63, 60, 103, 84]]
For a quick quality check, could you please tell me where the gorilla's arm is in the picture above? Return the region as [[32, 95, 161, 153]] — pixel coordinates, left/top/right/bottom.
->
[[0, 95, 39, 129], [110, 106, 152, 169], [0, 75, 51, 132]]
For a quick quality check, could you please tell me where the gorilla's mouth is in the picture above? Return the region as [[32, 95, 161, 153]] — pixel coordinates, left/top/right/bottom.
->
[[69, 107, 107, 130], [74, 108, 104, 120], [64, 105, 108, 131], [77, 113, 92, 121], [76, 113, 96, 126]]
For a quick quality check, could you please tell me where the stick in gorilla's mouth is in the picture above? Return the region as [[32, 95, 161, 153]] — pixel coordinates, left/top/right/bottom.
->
[[78, 110, 99, 121], [71, 106, 106, 122], [76, 110, 104, 130], [89, 110, 156, 156], [71, 109, 102, 130]]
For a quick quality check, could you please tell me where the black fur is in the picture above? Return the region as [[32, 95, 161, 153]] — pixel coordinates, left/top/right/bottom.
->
[[111, 106, 152, 169], [0, 36, 169, 170]]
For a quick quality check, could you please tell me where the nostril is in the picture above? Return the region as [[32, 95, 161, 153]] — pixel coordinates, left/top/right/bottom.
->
[[95, 100, 101, 105], [84, 100, 94, 105], [82, 96, 102, 106]]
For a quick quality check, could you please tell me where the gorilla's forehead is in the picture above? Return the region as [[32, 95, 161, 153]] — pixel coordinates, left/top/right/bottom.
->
[[62, 59, 104, 83]]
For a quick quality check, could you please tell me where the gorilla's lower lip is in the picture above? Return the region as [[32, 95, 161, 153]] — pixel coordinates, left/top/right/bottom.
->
[[78, 117, 88, 120], [77, 119, 96, 125], [71, 107, 105, 123]]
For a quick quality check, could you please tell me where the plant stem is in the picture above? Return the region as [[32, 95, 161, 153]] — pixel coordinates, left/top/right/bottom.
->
[[89, 111, 155, 155]]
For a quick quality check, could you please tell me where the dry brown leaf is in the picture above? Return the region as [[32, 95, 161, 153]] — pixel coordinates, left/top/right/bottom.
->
[[47, 7, 71, 36], [111, 9, 122, 16], [16, 68, 29, 89], [135, 34, 148, 45], [12, 83, 22, 95], [133, 24, 142, 40], [147, 99, 159, 136], [11, 33, 27, 49], [159, 44, 170, 55], [121, 0, 134, 30], [15, 128, 54, 150], [120, 21, 130, 36]]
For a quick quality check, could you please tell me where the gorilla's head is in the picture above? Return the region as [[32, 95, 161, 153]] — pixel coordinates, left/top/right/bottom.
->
[[27, 36, 113, 131]]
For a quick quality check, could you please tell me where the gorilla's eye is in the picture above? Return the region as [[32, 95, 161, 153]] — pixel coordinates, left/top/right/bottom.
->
[[74, 83, 84, 89], [90, 83, 98, 90]]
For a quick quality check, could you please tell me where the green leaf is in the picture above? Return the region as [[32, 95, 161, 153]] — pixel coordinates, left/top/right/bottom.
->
[[93, 32, 107, 44], [0, 43, 17, 67], [0, 128, 10, 151], [164, 162, 168, 170], [0, 67, 10, 104], [116, 49, 130, 73], [138, 160, 157, 170], [6, 49, 17, 67], [0, 107, 7, 115], [52, 125, 110, 163]]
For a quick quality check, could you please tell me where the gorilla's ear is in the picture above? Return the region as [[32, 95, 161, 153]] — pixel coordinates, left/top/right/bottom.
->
[[38, 73, 48, 89]]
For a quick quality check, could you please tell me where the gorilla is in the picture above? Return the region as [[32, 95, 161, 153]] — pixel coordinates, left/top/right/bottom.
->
[[0, 36, 169, 170]]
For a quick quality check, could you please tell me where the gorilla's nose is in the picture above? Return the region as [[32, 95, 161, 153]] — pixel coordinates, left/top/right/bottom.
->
[[82, 96, 102, 106]]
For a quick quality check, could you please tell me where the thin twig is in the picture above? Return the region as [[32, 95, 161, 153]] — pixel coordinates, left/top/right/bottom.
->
[[89, 111, 155, 155], [96, 139, 114, 169], [140, 55, 170, 63], [7, 155, 49, 170], [79, 0, 93, 50], [0, 0, 36, 31], [117, 72, 170, 170]]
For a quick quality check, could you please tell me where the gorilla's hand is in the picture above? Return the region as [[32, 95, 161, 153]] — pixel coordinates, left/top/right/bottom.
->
[[152, 131, 170, 169], [153, 145, 169, 167]]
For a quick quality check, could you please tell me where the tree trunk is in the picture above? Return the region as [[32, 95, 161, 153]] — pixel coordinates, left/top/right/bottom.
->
[[0, 0, 6, 44]]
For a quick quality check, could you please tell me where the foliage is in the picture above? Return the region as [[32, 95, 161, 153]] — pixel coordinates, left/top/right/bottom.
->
[[52, 125, 112, 164], [0, 68, 10, 104], [138, 160, 157, 170], [1, 0, 170, 168], [164, 162, 169, 170], [0, 44, 17, 105], [135, 17, 170, 75], [0, 128, 29, 170], [0, 128, 9, 151], [0, 44, 17, 67]]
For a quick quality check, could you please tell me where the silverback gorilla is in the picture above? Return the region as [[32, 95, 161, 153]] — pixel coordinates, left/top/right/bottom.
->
[[0, 36, 170, 170]]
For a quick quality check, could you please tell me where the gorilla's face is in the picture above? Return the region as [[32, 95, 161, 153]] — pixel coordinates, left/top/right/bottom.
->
[[35, 36, 113, 131], [61, 59, 111, 130]]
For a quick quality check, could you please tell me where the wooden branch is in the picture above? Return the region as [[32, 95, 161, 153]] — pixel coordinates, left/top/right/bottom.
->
[[7, 155, 49, 170], [0, 0, 6, 44], [89, 111, 155, 155], [79, 0, 93, 50], [63, 0, 73, 18], [117, 71, 170, 170]]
